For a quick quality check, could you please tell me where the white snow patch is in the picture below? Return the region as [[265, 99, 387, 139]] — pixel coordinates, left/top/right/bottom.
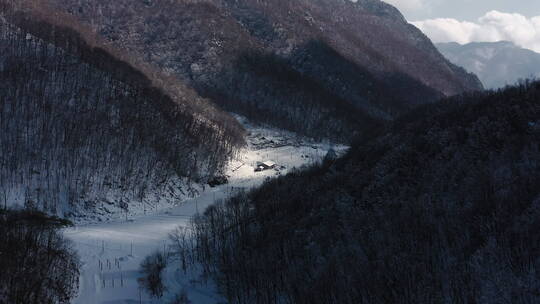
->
[[65, 115, 348, 303]]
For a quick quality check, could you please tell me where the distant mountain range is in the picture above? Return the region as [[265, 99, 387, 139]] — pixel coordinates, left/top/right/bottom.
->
[[437, 41, 540, 89]]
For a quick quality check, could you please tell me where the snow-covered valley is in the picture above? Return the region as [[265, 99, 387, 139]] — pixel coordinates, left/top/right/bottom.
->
[[64, 116, 347, 304]]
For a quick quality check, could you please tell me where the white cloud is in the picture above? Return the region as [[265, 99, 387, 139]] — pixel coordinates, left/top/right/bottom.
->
[[412, 11, 540, 52]]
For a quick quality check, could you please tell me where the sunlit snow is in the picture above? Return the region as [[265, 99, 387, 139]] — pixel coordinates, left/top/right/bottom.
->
[[64, 115, 348, 304]]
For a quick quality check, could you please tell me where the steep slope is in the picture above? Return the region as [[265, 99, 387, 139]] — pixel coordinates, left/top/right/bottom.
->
[[44, 0, 482, 141], [63, 115, 347, 304], [437, 41, 540, 89], [179, 81, 540, 303], [0, 3, 245, 216]]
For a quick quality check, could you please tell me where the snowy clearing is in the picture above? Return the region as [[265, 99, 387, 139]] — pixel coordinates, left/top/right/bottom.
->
[[64, 116, 347, 304]]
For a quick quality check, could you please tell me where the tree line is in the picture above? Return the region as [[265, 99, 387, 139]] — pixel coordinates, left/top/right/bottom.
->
[[166, 81, 540, 303], [0, 209, 79, 304], [38, 0, 458, 143], [0, 2, 245, 215]]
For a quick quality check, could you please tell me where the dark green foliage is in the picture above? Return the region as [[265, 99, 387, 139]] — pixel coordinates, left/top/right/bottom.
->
[[182, 81, 540, 303]]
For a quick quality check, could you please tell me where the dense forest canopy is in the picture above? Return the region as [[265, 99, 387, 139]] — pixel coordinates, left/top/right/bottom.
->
[[171, 81, 540, 304]]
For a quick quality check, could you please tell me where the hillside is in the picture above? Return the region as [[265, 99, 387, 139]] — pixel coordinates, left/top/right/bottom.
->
[[0, 2, 245, 217], [179, 81, 540, 303], [437, 41, 540, 89], [0, 210, 79, 303], [64, 114, 348, 303], [44, 0, 482, 141]]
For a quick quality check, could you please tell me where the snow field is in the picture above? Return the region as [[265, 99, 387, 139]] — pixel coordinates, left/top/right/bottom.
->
[[65, 116, 347, 303]]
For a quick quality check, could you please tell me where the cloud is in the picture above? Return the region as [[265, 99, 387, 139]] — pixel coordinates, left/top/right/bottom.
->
[[412, 11, 540, 52]]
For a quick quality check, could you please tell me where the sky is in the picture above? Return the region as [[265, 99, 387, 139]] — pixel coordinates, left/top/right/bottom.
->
[[383, 0, 540, 52]]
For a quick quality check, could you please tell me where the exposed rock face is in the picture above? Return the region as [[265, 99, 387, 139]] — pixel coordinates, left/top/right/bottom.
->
[[48, 0, 482, 140], [437, 41, 540, 89]]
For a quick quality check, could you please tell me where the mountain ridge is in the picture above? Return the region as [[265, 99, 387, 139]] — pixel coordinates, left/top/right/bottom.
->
[[45, 0, 483, 141], [437, 41, 540, 89]]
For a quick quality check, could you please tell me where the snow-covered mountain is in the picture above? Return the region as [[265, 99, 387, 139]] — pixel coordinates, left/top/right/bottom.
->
[[0, 4, 245, 217], [3, 1, 540, 303], [46, 0, 482, 141], [437, 41, 540, 89]]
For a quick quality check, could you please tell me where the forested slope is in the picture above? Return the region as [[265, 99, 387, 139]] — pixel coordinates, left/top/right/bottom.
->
[[177, 81, 540, 303], [44, 0, 482, 141], [0, 210, 79, 304], [0, 3, 245, 216]]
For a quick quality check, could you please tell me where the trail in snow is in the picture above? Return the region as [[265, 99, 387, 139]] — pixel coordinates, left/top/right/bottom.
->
[[64, 116, 347, 304]]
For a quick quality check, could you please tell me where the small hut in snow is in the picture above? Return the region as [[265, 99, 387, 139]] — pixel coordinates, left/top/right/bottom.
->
[[255, 161, 276, 172]]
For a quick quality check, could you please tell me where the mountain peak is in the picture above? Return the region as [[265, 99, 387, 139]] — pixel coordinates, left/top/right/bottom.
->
[[437, 41, 540, 88]]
